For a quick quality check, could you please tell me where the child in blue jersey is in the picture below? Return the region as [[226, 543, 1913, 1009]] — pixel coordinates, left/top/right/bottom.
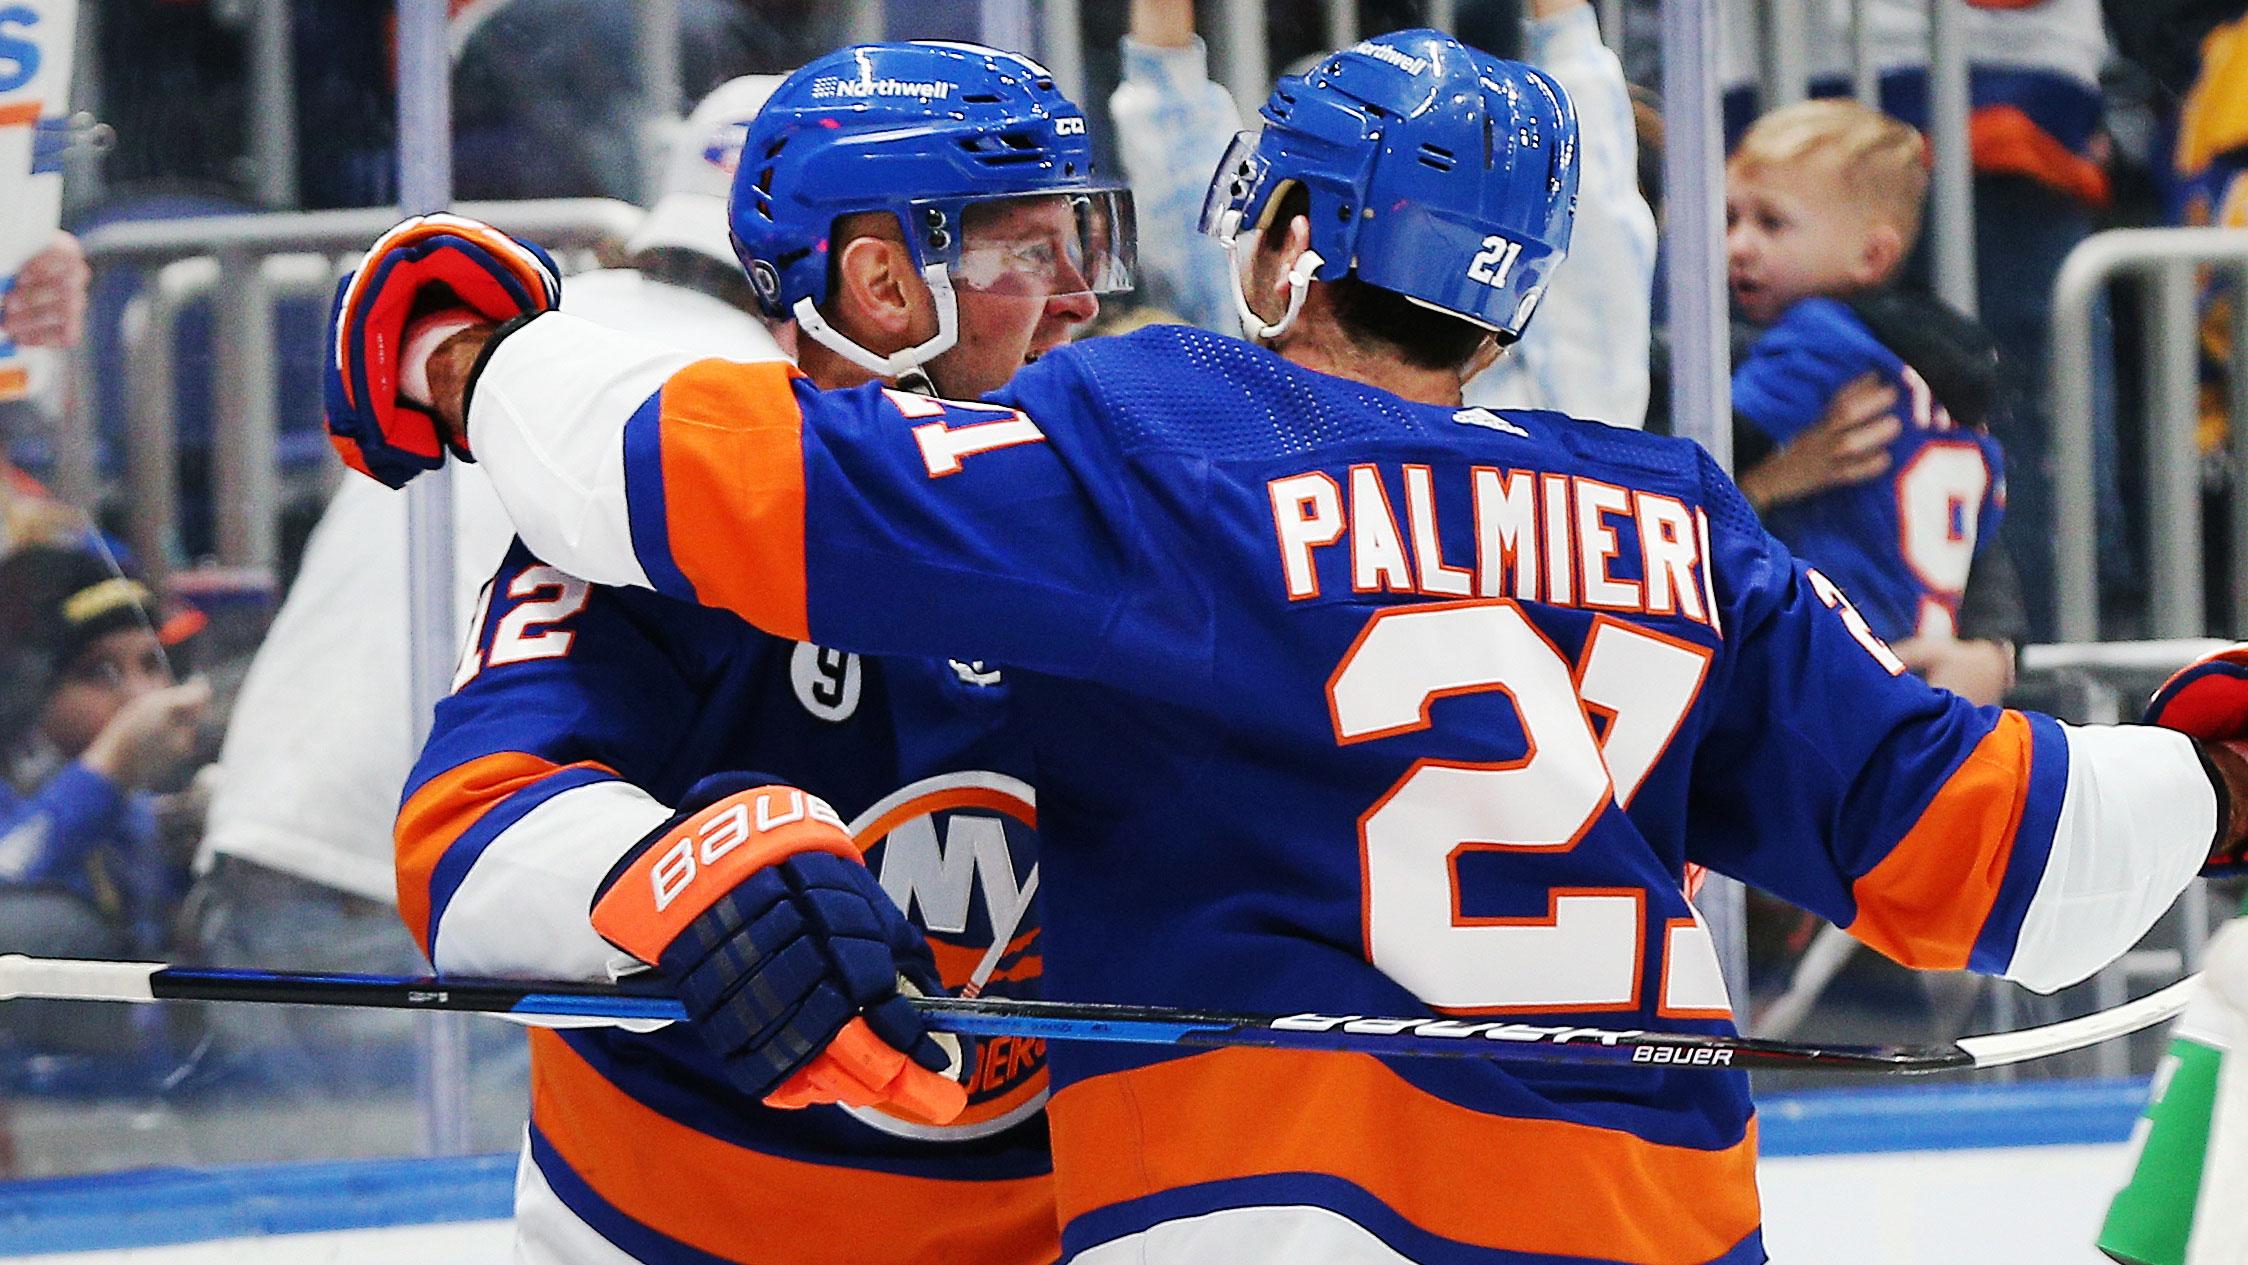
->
[[1726, 99, 2013, 702]]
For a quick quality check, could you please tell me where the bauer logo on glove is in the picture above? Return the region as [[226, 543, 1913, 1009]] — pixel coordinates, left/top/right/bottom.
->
[[590, 772, 972, 1125], [598, 785, 855, 953], [323, 213, 562, 489]]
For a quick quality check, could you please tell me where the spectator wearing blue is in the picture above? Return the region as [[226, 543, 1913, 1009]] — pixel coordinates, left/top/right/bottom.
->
[[0, 544, 207, 1054]]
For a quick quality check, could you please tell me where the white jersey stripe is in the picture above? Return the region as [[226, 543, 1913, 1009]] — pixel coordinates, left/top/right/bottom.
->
[[2004, 723, 2214, 994]]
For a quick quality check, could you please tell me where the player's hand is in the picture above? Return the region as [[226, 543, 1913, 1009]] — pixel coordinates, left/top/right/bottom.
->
[[1129, 0, 1195, 48], [1890, 630, 2015, 707], [323, 214, 560, 489], [2146, 645, 2248, 872], [1737, 374, 1901, 513], [589, 773, 970, 1123]]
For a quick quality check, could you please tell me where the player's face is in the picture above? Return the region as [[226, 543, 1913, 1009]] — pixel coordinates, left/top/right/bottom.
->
[[1724, 161, 1878, 324], [40, 627, 168, 756], [931, 196, 1101, 397]]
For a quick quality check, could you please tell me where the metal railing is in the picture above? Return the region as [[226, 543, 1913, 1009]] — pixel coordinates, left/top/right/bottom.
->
[[1726, 0, 1980, 316], [2050, 228, 2248, 643], [63, 198, 644, 583]]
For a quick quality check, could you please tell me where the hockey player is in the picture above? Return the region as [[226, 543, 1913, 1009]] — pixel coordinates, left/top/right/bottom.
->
[[384, 45, 1129, 1265], [332, 30, 2246, 1265]]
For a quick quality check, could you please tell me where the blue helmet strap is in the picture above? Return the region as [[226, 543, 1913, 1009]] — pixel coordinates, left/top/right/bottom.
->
[[791, 260, 961, 381], [1216, 207, 1325, 343]]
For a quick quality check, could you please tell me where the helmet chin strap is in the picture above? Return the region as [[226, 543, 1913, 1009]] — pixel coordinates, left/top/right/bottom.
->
[[793, 262, 961, 380], [1218, 208, 1323, 343]]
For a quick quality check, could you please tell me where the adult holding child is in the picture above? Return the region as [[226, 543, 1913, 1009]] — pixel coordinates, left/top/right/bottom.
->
[[1726, 99, 2022, 704]]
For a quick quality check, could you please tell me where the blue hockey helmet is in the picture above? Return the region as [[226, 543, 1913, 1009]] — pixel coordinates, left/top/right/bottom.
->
[[730, 41, 1135, 377], [1199, 29, 1577, 344]]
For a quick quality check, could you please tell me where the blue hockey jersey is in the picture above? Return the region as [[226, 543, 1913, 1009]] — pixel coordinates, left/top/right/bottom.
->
[[1733, 296, 2006, 644], [397, 545, 1054, 1265], [459, 317, 2215, 1265]]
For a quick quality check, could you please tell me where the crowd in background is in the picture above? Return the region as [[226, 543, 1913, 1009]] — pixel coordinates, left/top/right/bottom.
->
[[1, 0, 2246, 1171]]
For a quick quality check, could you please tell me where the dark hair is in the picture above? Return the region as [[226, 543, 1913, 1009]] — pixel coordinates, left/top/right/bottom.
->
[[1256, 184, 1492, 373]]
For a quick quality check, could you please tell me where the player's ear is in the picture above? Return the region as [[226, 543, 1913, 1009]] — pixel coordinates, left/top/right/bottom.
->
[[833, 235, 923, 340], [1254, 214, 1315, 314]]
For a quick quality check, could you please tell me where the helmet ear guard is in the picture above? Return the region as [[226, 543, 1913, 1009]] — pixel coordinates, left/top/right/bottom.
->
[[1214, 205, 1325, 343], [793, 261, 962, 378]]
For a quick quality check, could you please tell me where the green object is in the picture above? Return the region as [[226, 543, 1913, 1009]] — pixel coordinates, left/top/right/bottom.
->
[[2102, 891, 2248, 1265], [2100, 1033, 2226, 1265]]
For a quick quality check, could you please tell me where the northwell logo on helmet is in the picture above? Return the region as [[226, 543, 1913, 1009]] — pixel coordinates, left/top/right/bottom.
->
[[1350, 39, 1429, 75], [808, 75, 955, 100]]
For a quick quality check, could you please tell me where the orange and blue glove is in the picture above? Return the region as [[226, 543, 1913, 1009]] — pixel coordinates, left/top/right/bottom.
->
[[2146, 645, 2248, 874], [323, 213, 560, 488], [590, 773, 970, 1124]]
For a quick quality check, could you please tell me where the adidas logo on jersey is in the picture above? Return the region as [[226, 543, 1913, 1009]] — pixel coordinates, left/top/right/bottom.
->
[[950, 659, 1004, 687], [1452, 408, 1529, 437]]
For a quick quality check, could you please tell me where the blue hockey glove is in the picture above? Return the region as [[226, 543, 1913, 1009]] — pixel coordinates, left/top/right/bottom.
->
[[324, 213, 560, 488], [2146, 646, 2248, 874], [589, 773, 970, 1123]]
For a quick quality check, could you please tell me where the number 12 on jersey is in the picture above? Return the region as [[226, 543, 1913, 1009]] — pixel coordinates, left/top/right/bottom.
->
[[1329, 600, 1731, 1017]]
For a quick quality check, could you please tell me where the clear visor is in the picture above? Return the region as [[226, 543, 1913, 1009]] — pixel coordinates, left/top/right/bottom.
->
[[948, 188, 1137, 299], [1198, 131, 1267, 238]]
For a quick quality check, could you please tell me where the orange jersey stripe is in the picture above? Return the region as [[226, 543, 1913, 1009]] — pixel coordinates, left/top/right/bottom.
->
[[658, 360, 812, 642], [1847, 709, 2035, 970], [856, 786, 1039, 853], [529, 1030, 1060, 1265], [1050, 1048, 1759, 1265], [395, 752, 610, 958]]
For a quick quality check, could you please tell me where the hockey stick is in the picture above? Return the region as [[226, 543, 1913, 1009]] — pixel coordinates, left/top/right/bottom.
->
[[0, 954, 2196, 1075]]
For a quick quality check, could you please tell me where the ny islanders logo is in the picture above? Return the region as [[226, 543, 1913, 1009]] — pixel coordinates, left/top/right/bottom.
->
[[849, 770, 1042, 1140]]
